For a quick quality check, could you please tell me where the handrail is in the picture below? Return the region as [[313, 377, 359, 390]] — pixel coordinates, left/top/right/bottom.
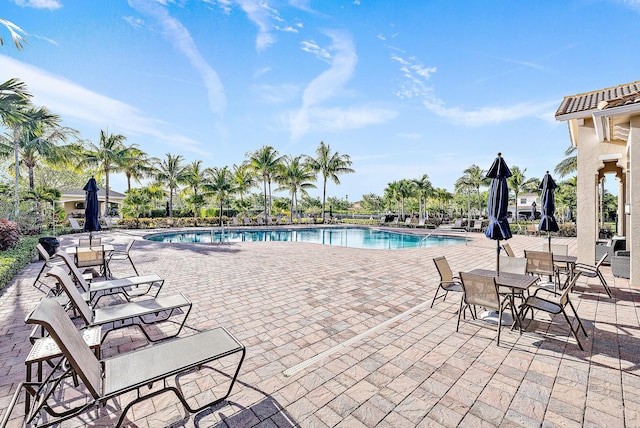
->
[[420, 226, 468, 245]]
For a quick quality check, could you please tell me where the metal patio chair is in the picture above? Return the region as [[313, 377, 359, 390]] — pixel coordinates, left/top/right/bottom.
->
[[431, 256, 463, 307]]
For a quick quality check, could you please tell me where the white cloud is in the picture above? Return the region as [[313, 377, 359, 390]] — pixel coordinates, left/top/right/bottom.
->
[[300, 40, 331, 63], [123, 15, 145, 29], [13, 0, 62, 10], [236, 0, 280, 51], [253, 84, 299, 104], [0, 55, 207, 154], [128, 0, 226, 117], [391, 51, 556, 126]]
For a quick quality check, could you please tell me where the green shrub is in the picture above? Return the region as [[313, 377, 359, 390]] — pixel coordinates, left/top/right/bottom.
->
[[0, 235, 39, 291], [0, 219, 21, 250]]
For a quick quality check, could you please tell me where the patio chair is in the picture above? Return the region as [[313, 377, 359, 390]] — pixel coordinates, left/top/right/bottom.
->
[[502, 242, 516, 257], [45, 266, 191, 344], [101, 217, 114, 229], [498, 256, 528, 299], [457, 271, 514, 346], [518, 271, 587, 350], [542, 243, 568, 255], [78, 236, 101, 247], [471, 219, 483, 232], [416, 217, 426, 228], [431, 256, 463, 307], [257, 216, 264, 226], [106, 239, 139, 276], [573, 254, 611, 297], [231, 216, 239, 226], [243, 216, 252, 226], [75, 245, 107, 277], [524, 250, 560, 293], [595, 236, 626, 265], [55, 250, 164, 306], [0, 298, 245, 428], [68, 217, 83, 231], [33, 244, 67, 291]]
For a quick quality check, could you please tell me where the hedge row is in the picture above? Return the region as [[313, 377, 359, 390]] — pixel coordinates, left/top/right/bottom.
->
[[0, 235, 39, 291]]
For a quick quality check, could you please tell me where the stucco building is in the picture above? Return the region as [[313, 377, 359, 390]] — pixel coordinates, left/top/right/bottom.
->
[[555, 80, 639, 285], [60, 188, 125, 218]]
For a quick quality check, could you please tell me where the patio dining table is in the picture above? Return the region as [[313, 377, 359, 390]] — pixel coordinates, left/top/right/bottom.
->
[[65, 245, 115, 278], [468, 268, 539, 328]]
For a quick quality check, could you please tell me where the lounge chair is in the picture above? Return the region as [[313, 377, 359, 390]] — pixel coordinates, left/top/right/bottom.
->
[[232, 216, 239, 226], [574, 254, 611, 297], [101, 217, 114, 230], [518, 271, 586, 350], [502, 242, 516, 257], [55, 250, 164, 306], [431, 256, 463, 307], [243, 216, 252, 226], [471, 219, 483, 233], [68, 217, 83, 232], [257, 216, 264, 226], [404, 217, 413, 227], [1, 298, 244, 428], [33, 244, 67, 291], [457, 271, 514, 346], [106, 239, 139, 276], [45, 266, 191, 343], [416, 217, 426, 228]]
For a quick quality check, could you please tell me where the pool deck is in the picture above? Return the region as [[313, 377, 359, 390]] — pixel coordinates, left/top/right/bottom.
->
[[0, 227, 638, 427]]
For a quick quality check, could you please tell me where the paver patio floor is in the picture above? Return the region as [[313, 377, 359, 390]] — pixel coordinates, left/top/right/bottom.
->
[[0, 227, 638, 427]]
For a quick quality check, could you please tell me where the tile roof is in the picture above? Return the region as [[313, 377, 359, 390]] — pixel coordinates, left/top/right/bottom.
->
[[555, 80, 640, 118]]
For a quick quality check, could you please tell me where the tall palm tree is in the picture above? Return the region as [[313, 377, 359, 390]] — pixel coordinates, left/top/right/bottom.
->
[[0, 79, 30, 123], [508, 166, 527, 222], [204, 166, 233, 226], [232, 162, 256, 215], [276, 155, 317, 218], [155, 153, 186, 220], [81, 130, 131, 217], [412, 174, 432, 219], [247, 146, 283, 218], [180, 160, 211, 217], [463, 164, 486, 215], [455, 173, 474, 228], [554, 145, 577, 178], [1, 18, 26, 50], [121, 147, 156, 192], [384, 180, 402, 217], [395, 179, 416, 219], [306, 141, 355, 222]]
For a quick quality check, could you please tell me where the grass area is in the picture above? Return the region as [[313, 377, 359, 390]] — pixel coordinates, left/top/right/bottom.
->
[[0, 235, 40, 292]]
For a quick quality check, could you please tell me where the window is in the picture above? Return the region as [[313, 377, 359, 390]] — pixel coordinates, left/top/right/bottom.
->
[[520, 198, 527, 204], [74, 202, 85, 209]]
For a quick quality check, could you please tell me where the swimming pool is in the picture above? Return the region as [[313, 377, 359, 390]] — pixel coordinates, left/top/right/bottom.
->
[[145, 227, 466, 250]]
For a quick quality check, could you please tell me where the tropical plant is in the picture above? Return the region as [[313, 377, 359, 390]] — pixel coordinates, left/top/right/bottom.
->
[[275, 155, 316, 218], [247, 146, 283, 218], [463, 164, 486, 214], [231, 163, 256, 216], [455, 173, 474, 226], [413, 174, 432, 219], [121, 146, 156, 192], [508, 166, 527, 223], [81, 130, 132, 216], [0, 18, 26, 50], [0, 79, 30, 125], [154, 153, 186, 220], [305, 141, 354, 222], [360, 193, 384, 212], [204, 166, 233, 226], [180, 160, 211, 217], [554, 145, 577, 178], [122, 188, 152, 225]]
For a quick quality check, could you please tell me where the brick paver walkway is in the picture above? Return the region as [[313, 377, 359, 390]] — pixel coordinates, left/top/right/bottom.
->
[[0, 227, 638, 427]]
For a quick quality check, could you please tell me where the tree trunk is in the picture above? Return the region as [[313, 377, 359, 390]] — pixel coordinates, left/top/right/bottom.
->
[[105, 169, 110, 217], [13, 125, 19, 218], [322, 178, 327, 222]]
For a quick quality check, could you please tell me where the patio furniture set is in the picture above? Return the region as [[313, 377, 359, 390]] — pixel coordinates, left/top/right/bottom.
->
[[432, 242, 611, 350], [1, 237, 246, 428]]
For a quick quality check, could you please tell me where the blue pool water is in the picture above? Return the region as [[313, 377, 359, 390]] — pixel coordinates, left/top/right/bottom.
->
[[145, 227, 466, 250]]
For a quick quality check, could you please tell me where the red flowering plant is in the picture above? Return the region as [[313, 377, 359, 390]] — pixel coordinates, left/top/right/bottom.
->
[[0, 219, 21, 251]]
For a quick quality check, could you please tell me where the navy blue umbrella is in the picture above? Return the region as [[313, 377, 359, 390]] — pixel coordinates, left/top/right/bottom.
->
[[538, 171, 559, 248], [83, 176, 101, 239], [485, 153, 512, 273]]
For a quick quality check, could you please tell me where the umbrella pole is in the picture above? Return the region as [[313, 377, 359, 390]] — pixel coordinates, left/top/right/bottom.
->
[[496, 240, 501, 274], [548, 232, 551, 249]]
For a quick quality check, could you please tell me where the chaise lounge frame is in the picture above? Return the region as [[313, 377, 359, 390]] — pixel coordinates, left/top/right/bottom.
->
[[0, 298, 245, 428]]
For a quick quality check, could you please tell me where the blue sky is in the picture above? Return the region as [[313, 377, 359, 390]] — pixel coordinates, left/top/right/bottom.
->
[[2, 0, 640, 200]]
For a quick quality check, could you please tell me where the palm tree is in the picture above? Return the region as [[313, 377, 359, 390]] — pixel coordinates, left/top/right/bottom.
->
[[554, 145, 577, 178], [0, 78, 30, 123], [204, 166, 233, 226], [122, 188, 152, 227], [155, 153, 186, 220], [180, 160, 211, 217], [247, 146, 283, 218], [508, 166, 527, 223], [412, 174, 432, 219], [306, 141, 354, 222], [276, 155, 317, 218], [455, 173, 474, 228], [395, 179, 416, 219], [232, 162, 256, 216], [81, 130, 131, 217], [384, 181, 402, 217], [1, 18, 26, 50], [121, 147, 156, 192], [463, 164, 486, 215]]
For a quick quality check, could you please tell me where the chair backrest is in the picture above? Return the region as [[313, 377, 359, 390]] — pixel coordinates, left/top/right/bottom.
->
[[55, 250, 90, 292], [542, 243, 568, 256], [559, 271, 582, 307], [459, 272, 500, 310], [36, 243, 52, 262], [594, 253, 607, 269], [25, 297, 101, 398], [244, 216, 251, 225], [69, 217, 82, 230], [433, 256, 455, 283], [78, 237, 91, 247], [502, 243, 515, 257], [454, 219, 462, 228], [524, 250, 555, 276], [499, 256, 527, 275], [103, 217, 113, 227], [124, 239, 135, 253], [45, 266, 94, 329], [75, 246, 105, 269], [418, 218, 426, 226]]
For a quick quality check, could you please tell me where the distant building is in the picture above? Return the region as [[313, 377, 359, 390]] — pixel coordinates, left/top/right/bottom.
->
[[509, 192, 539, 220], [60, 188, 125, 218]]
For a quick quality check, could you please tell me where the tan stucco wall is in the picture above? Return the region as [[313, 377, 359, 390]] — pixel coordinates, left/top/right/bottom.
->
[[629, 116, 640, 285]]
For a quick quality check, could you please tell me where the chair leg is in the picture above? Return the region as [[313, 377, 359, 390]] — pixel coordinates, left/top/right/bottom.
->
[[496, 309, 502, 346], [561, 309, 584, 350], [597, 271, 612, 298], [128, 257, 139, 276], [32, 263, 47, 288], [456, 298, 464, 332]]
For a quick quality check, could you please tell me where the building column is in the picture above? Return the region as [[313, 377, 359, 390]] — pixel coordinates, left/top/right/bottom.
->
[[628, 117, 640, 286], [617, 176, 625, 237]]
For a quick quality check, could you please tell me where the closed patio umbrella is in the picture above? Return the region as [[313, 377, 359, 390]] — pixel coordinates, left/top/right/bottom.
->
[[538, 171, 559, 248], [485, 153, 513, 273], [83, 176, 101, 240]]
